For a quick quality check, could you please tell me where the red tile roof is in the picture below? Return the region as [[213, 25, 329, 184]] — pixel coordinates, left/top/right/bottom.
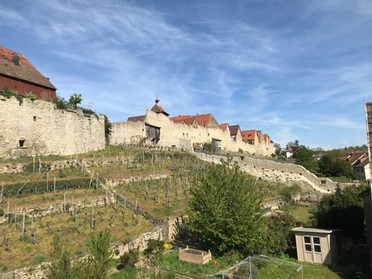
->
[[151, 104, 169, 116], [170, 113, 216, 127], [127, 115, 145, 122], [346, 152, 367, 166], [219, 123, 228, 131], [170, 115, 192, 123], [353, 158, 369, 168], [229, 125, 241, 136], [241, 130, 257, 141], [0, 46, 56, 90]]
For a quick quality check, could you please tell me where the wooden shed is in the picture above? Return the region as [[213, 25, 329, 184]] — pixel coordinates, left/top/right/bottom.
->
[[292, 227, 338, 266]]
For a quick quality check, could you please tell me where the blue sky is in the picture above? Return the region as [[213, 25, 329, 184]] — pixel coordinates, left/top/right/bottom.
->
[[1, 0, 372, 150]]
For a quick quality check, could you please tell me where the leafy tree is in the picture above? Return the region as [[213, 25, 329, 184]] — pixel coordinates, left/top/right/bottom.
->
[[293, 146, 319, 173], [48, 230, 113, 279], [331, 160, 354, 178], [85, 229, 113, 279], [69, 93, 82, 109], [318, 155, 333, 176], [48, 235, 75, 279], [186, 159, 266, 256], [266, 212, 297, 256], [312, 185, 367, 243]]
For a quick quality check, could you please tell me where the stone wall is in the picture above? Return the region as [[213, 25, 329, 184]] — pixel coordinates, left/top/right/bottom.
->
[[196, 153, 358, 201], [110, 109, 274, 156], [0, 227, 165, 279], [0, 96, 105, 158]]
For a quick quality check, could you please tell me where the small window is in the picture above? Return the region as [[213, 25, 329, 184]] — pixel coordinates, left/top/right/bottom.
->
[[19, 139, 25, 148], [313, 237, 320, 244], [305, 244, 312, 252], [314, 245, 321, 253], [304, 237, 311, 244]]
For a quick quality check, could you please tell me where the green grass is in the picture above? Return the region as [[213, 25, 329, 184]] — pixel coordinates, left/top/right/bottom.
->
[[157, 250, 236, 278], [157, 251, 341, 279], [109, 267, 137, 279], [0, 200, 154, 270], [287, 204, 316, 226]]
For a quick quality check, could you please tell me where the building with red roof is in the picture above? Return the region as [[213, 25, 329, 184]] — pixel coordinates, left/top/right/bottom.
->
[[112, 99, 274, 156], [229, 125, 242, 141], [170, 113, 219, 128], [241, 129, 258, 144], [0, 46, 56, 100]]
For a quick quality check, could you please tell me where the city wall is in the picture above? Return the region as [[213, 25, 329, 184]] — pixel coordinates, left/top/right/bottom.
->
[[110, 109, 274, 156], [0, 96, 105, 158], [196, 153, 358, 201]]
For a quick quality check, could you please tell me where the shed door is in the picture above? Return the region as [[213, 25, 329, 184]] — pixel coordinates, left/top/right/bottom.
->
[[304, 236, 323, 264]]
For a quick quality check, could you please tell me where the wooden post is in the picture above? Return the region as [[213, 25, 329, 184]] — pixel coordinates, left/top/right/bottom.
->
[[91, 206, 95, 230], [32, 155, 36, 173], [46, 172, 49, 191], [31, 213, 34, 231], [38, 155, 41, 174], [7, 201, 9, 218], [53, 177, 56, 194], [89, 171, 94, 188], [63, 193, 66, 212], [0, 183, 4, 202], [22, 212, 26, 235]]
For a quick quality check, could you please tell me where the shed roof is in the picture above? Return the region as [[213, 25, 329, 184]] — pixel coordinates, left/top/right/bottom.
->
[[292, 227, 336, 234], [0, 46, 56, 90]]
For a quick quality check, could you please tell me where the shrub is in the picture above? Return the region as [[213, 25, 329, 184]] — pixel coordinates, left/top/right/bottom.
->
[[118, 248, 139, 269], [144, 239, 165, 256], [25, 92, 37, 101], [0, 208, 4, 217]]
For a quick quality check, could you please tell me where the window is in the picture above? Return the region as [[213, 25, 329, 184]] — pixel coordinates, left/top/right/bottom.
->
[[313, 237, 321, 253], [304, 236, 321, 253], [304, 237, 312, 251], [19, 139, 25, 148]]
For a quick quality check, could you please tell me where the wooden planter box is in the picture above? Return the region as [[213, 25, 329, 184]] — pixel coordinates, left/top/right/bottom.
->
[[178, 246, 212, 265]]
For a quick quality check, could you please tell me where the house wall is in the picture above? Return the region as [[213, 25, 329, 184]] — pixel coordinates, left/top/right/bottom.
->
[[110, 109, 274, 156], [0, 75, 56, 100], [0, 96, 105, 158]]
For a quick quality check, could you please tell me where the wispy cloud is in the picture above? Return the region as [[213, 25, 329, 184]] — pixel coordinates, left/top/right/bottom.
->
[[1, 0, 371, 149]]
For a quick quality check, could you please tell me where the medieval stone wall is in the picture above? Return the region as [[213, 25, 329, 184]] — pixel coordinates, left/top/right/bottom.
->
[[110, 109, 274, 156], [0, 96, 105, 158]]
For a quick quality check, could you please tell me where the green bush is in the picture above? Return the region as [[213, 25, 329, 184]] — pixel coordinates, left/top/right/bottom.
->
[[144, 239, 165, 256], [118, 248, 139, 269], [0, 208, 4, 217], [2, 178, 93, 197]]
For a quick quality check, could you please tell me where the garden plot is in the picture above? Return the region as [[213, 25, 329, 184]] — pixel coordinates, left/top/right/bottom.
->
[[0, 189, 154, 271]]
